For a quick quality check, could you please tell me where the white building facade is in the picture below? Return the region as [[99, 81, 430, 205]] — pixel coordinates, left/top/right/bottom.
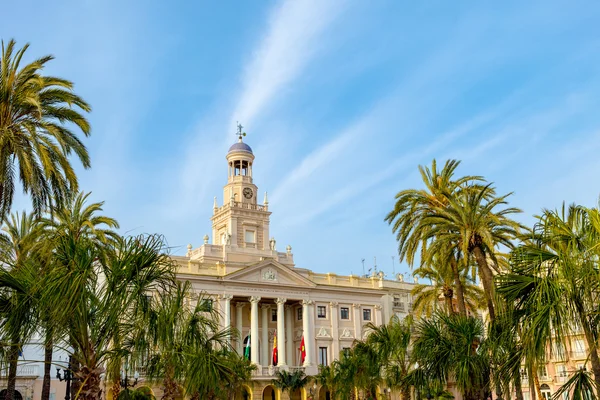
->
[[170, 133, 416, 399], [5, 133, 417, 400]]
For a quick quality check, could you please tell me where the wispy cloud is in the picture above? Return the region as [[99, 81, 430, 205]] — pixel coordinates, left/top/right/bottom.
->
[[172, 0, 346, 217], [232, 0, 346, 128]]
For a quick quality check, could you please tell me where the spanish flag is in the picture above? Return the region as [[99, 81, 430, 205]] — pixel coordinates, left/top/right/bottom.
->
[[299, 336, 306, 364], [272, 331, 278, 365]]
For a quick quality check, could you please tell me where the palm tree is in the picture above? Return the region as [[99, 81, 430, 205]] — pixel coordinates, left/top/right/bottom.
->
[[421, 183, 523, 322], [364, 316, 412, 400], [331, 350, 359, 400], [0, 39, 91, 221], [39, 191, 119, 400], [140, 281, 232, 400], [411, 312, 490, 400], [316, 365, 337, 400], [220, 351, 255, 400], [0, 211, 43, 400], [271, 370, 310, 400], [411, 254, 484, 317], [385, 159, 484, 316], [497, 204, 600, 390], [41, 233, 176, 400]]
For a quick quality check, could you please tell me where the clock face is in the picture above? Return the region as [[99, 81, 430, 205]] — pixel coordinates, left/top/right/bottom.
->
[[243, 187, 253, 199]]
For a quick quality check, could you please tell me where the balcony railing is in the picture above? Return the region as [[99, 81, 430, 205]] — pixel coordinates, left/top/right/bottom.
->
[[16, 365, 39, 377], [555, 374, 568, 383], [252, 365, 306, 378], [232, 201, 267, 211], [571, 351, 587, 360]]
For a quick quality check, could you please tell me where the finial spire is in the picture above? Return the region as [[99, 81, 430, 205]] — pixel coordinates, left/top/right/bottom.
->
[[264, 191, 269, 205], [213, 196, 218, 211], [236, 121, 246, 142]]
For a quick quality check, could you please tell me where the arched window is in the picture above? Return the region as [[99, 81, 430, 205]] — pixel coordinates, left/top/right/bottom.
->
[[540, 384, 552, 400]]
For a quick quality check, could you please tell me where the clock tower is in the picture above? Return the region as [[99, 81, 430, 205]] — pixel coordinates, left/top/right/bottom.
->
[[211, 125, 271, 250]]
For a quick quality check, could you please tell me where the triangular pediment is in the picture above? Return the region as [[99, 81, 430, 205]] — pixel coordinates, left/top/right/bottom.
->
[[223, 260, 316, 287]]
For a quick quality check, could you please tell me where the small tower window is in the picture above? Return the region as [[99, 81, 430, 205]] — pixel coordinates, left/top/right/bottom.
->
[[245, 230, 255, 243]]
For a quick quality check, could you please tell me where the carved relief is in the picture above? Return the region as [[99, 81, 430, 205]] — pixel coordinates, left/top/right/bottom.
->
[[340, 328, 353, 339], [316, 327, 331, 338], [262, 268, 277, 281]]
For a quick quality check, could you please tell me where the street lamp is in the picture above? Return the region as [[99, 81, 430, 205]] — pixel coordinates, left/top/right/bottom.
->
[[56, 359, 74, 400], [120, 365, 140, 393]]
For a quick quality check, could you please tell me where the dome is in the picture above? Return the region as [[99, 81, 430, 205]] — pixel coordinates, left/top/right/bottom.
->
[[228, 141, 253, 154]]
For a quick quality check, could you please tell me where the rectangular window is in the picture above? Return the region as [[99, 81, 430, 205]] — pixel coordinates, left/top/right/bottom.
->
[[271, 309, 277, 322], [245, 230, 255, 243], [363, 308, 372, 321], [538, 365, 548, 379], [574, 339, 586, 354], [340, 307, 350, 320], [523, 393, 530, 400], [557, 364, 567, 377], [342, 347, 351, 357], [199, 299, 213, 312], [319, 347, 328, 366], [317, 306, 327, 319], [297, 308, 302, 320]]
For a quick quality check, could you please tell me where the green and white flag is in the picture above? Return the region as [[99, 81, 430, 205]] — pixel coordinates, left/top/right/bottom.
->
[[244, 335, 251, 360]]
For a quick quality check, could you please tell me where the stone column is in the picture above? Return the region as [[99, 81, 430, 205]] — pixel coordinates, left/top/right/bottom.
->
[[250, 296, 261, 365], [285, 305, 293, 366], [261, 304, 270, 366], [330, 302, 340, 361], [353, 303, 362, 341], [222, 294, 233, 344], [302, 300, 314, 366], [235, 302, 245, 353], [276, 298, 287, 367], [374, 304, 383, 326]]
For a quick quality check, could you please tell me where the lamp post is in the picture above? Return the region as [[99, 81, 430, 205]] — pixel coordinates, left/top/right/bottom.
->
[[120, 364, 140, 394], [56, 358, 74, 400]]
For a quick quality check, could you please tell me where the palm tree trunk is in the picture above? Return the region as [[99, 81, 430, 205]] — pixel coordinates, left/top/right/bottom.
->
[[514, 371, 524, 400], [532, 373, 542, 400], [110, 381, 121, 400], [450, 256, 467, 316], [162, 370, 179, 400], [581, 319, 600, 388], [472, 246, 496, 322], [69, 355, 80, 400], [5, 341, 20, 400], [41, 331, 53, 400], [444, 293, 454, 314], [401, 387, 411, 400], [75, 363, 104, 400]]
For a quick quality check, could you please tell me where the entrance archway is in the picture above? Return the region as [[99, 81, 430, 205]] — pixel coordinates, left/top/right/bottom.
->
[[289, 388, 302, 400], [0, 390, 22, 400], [235, 384, 252, 400], [318, 386, 332, 400], [262, 385, 277, 400]]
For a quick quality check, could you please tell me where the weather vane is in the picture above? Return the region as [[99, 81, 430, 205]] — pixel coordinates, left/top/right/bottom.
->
[[236, 122, 246, 140]]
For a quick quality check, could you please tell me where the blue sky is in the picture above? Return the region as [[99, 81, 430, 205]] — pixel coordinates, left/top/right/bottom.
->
[[3, 1, 600, 279]]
